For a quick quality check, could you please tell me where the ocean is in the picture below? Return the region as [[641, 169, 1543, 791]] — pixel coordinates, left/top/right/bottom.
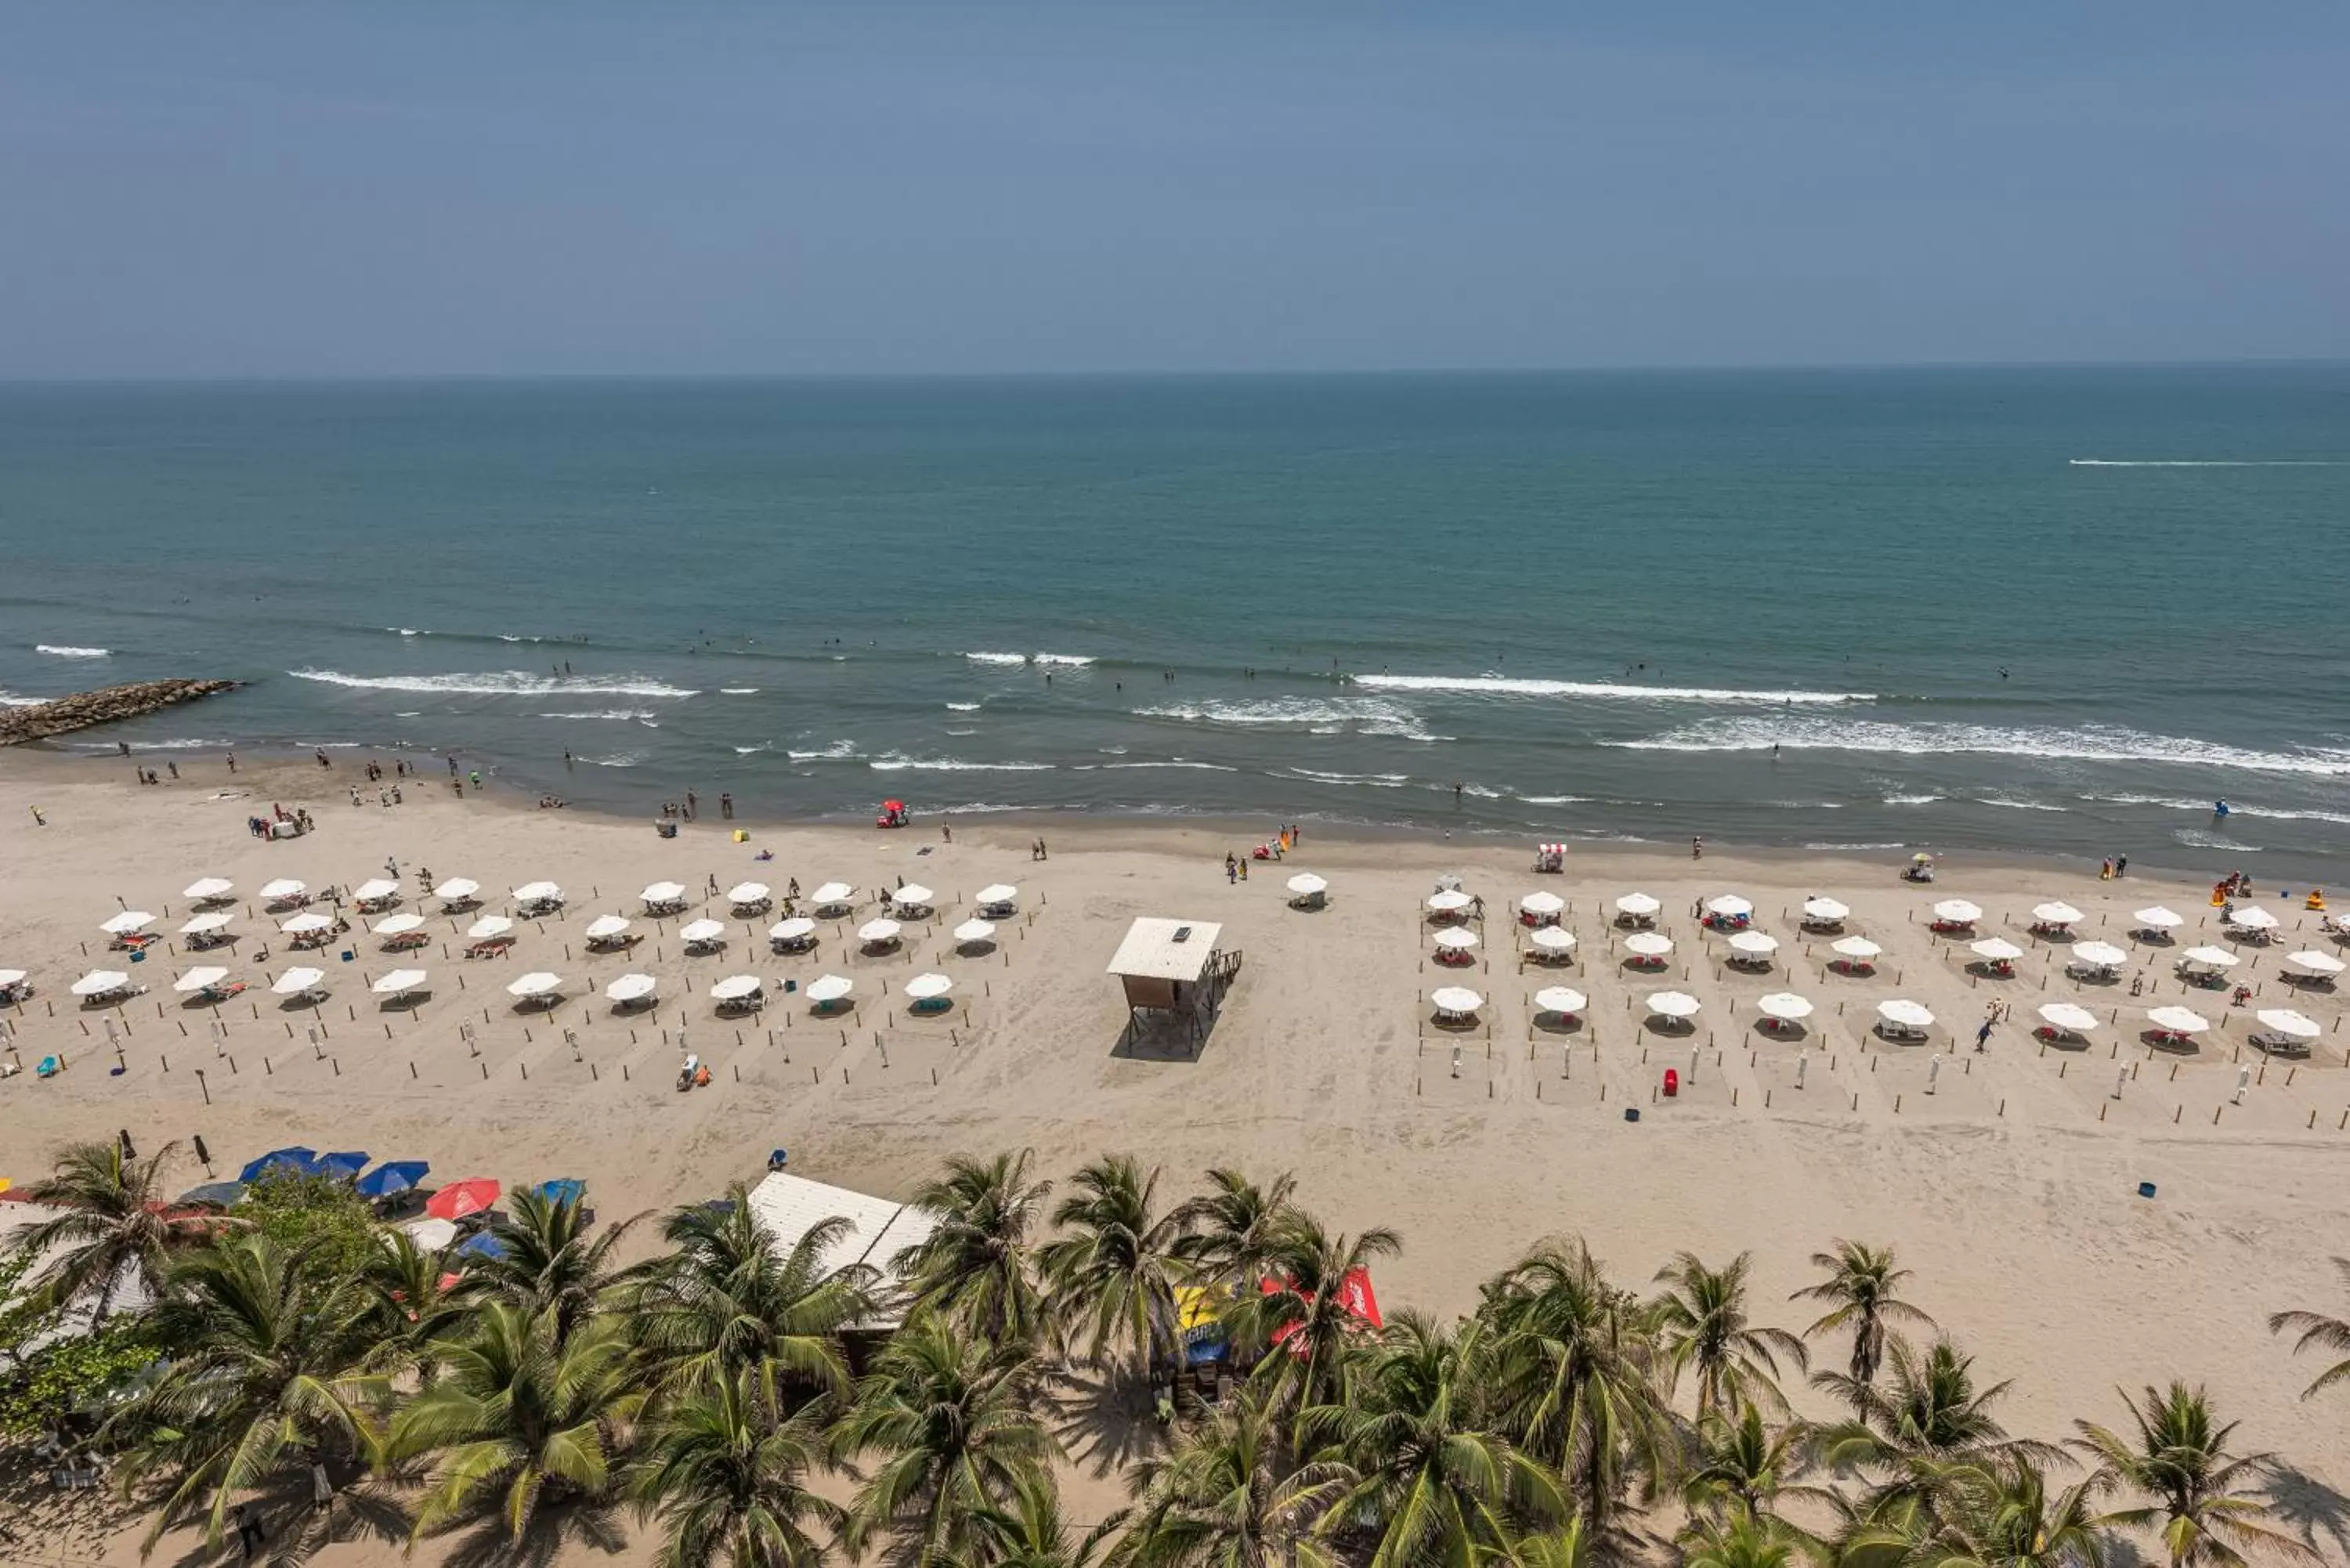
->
[[3, 367, 2346, 878]]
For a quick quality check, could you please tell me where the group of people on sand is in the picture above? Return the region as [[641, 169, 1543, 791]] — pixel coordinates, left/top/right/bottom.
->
[[351, 782, 405, 807], [2098, 854, 2131, 879], [245, 803, 313, 839]]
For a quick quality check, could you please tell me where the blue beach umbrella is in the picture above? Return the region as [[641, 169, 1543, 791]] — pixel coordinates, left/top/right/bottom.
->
[[456, 1232, 509, 1261], [316, 1151, 371, 1181], [239, 1147, 320, 1183], [534, 1179, 585, 1207], [355, 1161, 431, 1198]]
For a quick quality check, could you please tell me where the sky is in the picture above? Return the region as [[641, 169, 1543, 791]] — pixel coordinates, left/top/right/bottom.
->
[[2, 3, 2345, 377]]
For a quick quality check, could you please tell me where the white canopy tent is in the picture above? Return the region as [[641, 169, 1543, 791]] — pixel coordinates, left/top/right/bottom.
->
[[1520, 891, 1564, 916], [1757, 992, 1813, 1022], [172, 966, 230, 993], [1932, 900, 1983, 925], [678, 919, 728, 947], [642, 881, 689, 911], [768, 917, 817, 945], [2031, 901, 2084, 927], [727, 882, 772, 908], [505, 972, 562, 1001], [1877, 999, 1936, 1031], [2286, 949, 2347, 977], [280, 912, 334, 935], [1533, 985, 1588, 1015], [512, 881, 563, 911], [747, 1172, 938, 1328], [893, 883, 936, 911], [605, 973, 658, 1004], [1800, 897, 1849, 925], [1432, 928, 1479, 952], [811, 882, 856, 909], [2178, 946, 2240, 970], [1969, 937, 2025, 963], [1614, 892, 1661, 918], [584, 915, 633, 943], [1727, 930, 1778, 957], [467, 915, 515, 941], [1647, 991, 1701, 1020], [1624, 931, 1673, 959], [2146, 1006, 2211, 1036], [2133, 906, 2184, 930], [183, 877, 234, 902], [2069, 941, 2129, 970], [372, 912, 425, 936], [99, 911, 154, 935], [857, 918, 903, 947], [70, 970, 133, 998], [371, 969, 428, 998], [974, 883, 1019, 911], [1704, 894, 1753, 919], [805, 974, 855, 1004], [1529, 927, 1577, 955], [2038, 1002, 2100, 1035], [1425, 890, 1473, 916], [710, 974, 764, 1003], [1430, 986, 1483, 1019], [953, 919, 997, 946], [258, 879, 307, 903], [1831, 935, 1882, 961], [434, 876, 481, 904], [271, 966, 327, 998], [905, 973, 954, 1002], [179, 911, 235, 935], [2256, 1008, 2320, 1040], [352, 878, 402, 905], [2226, 906, 2280, 932]]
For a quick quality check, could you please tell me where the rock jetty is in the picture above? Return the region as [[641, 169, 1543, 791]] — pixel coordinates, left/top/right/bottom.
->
[[0, 679, 239, 747]]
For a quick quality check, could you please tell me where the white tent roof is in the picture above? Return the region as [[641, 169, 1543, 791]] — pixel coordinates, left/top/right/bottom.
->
[[1614, 892, 1660, 916], [1932, 900, 1983, 923], [434, 877, 479, 900], [372, 912, 424, 935], [1520, 891, 1564, 915], [1728, 930, 1778, 954], [280, 912, 334, 934], [1624, 931, 1672, 957], [584, 915, 633, 939], [506, 971, 562, 998], [70, 970, 130, 996], [1105, 918, 1224, 983], [402, 1217, 460, 1253], [2257, 1008, 2321, 1039], [258, 879, 306, 899], [1530, 927, 1576, 952], [1832, 935, 1882, 959], [2227, 905, 2280, 930], [606, 973, 658, 1002], [2031, 901, 2083, 925], [747, 1172, 938, 1322], [2038, 1002, 2099, 1031], [2178, 945, 2240, 969], [2133, 905, 2184, 929], [371, 969, 428, 995], [2287, 948, 2348, 975], [0, 969, 25, 987], [2070, 941, 2129, 967], [99, 911, 154, 934], [467, 915, 514, 940], [857, 918, 902, 945], [513, 880, 562, 902], [1970, 937, 2024, 962], [1433, 928, 1479, 951], [710, 974, 763, 1000], [2146, 1006, 2210, 1034], [172, 966, 230, 992], [179, 911, 234, 934], [1425, 890, 1473, 912], [975, 883, 1018, 905], [271, 966, 326, 995], [1430, 986, 1483, 1014], [1705, 894, 1753, 917], [953, 919, 996, 943], [811, 882, 855, 905], [183, 877, 234, 901], [1802, 897, 1849, 921], [1647, 991, 1701, 1018], [352, 878, 400, 901], [642, 881, 688, 904], [895, 883, 935, 905], [1877, 999, 1935, 1028], [905, 973, 953, 1000], [1534, 985, 1588, 1013], [805, 974, 854, 1003], [1758, 992, 1813, 1021], [1287, 873, 1329, 896], [679, 919, 727, 944], [769, 917, 816, 941], [728, 883, 771, 904]]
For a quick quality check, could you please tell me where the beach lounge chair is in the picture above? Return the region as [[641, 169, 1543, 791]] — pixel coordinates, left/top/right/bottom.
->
[[199, 981, 247, 1003], [465, 937, 515, 959], [2249, 1030, 2310, 1057]]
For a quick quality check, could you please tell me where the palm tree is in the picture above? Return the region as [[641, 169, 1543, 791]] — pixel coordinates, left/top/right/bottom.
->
[[1112, 1393, 1336, 1568], [1820, 1337, 2028, 1472], [1502, 1515, 1600, 1568], [19, 1139, 211, 1321], [1682, 1404, 1829, 1525], [1791, 1241, 1935, 1416], [1652, 1252, 1809, 1422], [2073, 1383, 2315, 1566], [951, 1470, 1124, 1568], [2267, 1256, 2350, 1401], [1227, 1209, 1399, 1414], [1477, 1238, 1672, 1534], [627, 1369, 846, 1568], [357, 1227, 472, 1382], [1173, 1168, 1297, 1291], [832, 1313, 1061, 1565], [1863, 1456, 2109, 1568], [1678, 1511, 1806, 1568], [110, 1233, 388, 1559], [1039, 1154, 1195, 1377], [459, 1184, 639, 1342], [631, 1187, 876, 1415], [1299, 1313, 1564, 1568], [392, 1301, 648, 1548], [898, 1151, 1054, 1346]]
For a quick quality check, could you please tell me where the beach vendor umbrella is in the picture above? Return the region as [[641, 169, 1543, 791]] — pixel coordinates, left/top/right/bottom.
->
[[2070, 941, 2129, 968], [1802, 897, 1849, 923], [240, 1147, 320, 1182], [2287, 948, 2348, 977], [1728, 930, 1778, 956], [1647, 991, 1702, 1020], [953, 918, 996, 945], [536, 1178, 585, 1205], [1520, 891, 1564, 916], [372, 912, 425, 936], [1614, 892, 1660, 917], [2031, 901, 2084, 926], [2228, 905, 2280, 931], [271, 966, 326, 996], [727, 882, 771, 905], [2146, 1006, 2210, 1035], [606, 973, 657, 1003], [1534, 985, 1588, 1015], [2178, 945, 2240, 970], [183, 877, 234, 902], [1932, 900, 1982, 924], [679, 919, 727, 945], [179, 1180, 247, 1207], [642, 880, 687, 907], [1758, 992, 1814, 1022], [1530, 927, 1576, 954], [512, 880, 562, 905], [100, 910, 154, 935], [1287, 873, 1329, 897], [280, 912, 334, 935], [434, 876, 479, 902], [769, 917, 815, 942], [506, 971, 562, 1000], [70, 970, 131, 997], [906, 973, 954, 1001], [895, 883, 935, 907], [584, 915, 632, 941], [457, 1232, 509, 1261], [976, 883, 1020, 909], [371, 969, 428, 997], [709, 974, 762, 1002], [316, 1152, 371, 1181], [467, 915, 514, 941], [425, 1178, 501, 1222], [1432, 928, 1479, 952], [857, 918, 902, 945], [2038, 1002, 2100, 1034], [805, 974, 854, 1004], [258, 879, 306, 901], [1425, 890, 1473, 914], [1430, 986, 1482, 1017], [172, 966, 230, 993], [1624, 931, 1673, 958], [811, 882, 855, 906], [352, 878, 401, 904], [403, 1217, 460, 1252], [179, 911, 234, 935], [1970, 938, 2024, 963], [1831, 936, 1882, 960], [1876, 999, 1936, 1030], [356, 1161, 430, 1198], [1705, 894, 1754, 919], [2134, 905, 2184, 930], [2257, 1008, 2322, 1040]]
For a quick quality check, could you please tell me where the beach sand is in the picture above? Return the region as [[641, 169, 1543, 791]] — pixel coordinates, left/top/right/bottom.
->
[[5, 750, 2348, 1563]]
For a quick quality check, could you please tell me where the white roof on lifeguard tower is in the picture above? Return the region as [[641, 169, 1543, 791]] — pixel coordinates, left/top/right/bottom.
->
[[1106, 917, 1224, 984]]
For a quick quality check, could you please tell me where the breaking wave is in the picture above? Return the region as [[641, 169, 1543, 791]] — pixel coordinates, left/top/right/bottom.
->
[[786, 740, 862, 762], [1607, 717, 2350, 777], [1356, 673, 1871, 705], [869, 753, 1056, 772], [2083, 793, 2350, 827], [291, 669, 699, 699], [964, 652, 1095, 667], [1286, 767, 1409, 789], [35, 645, 110, 658], [1136, 696, 1441, 741], [535, 710, 657, 722]]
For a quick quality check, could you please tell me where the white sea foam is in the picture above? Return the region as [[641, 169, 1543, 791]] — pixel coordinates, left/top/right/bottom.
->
[[535, 710, 657, 722], [1974, 797, 2070, 814], [945, 728, 978, 736], [719, 688, 760, 695], [290, 669, 699, 699], [945, 702, 983, 712], [1137, 696, 1440, 741], [931, 801, 1048, 815], [582, 753, 645, 768], [35, 645, 110, 658], [963, 651, 1095, 667], [67, 736, 232, 751], [1882, 793, 1944, 806], [0, 690, 48, 707], [786, 740, 862, 762], [1087, 761, 1240, 772], [393, 628, 421, 638], [732, 745, 768, 756], [392, 710, 421, 718], [1357, 672, 1871, 705], [1608, 716, 2350, 777], [2070, 459, 2344, 468], [1287, 767, 1409, 788], [870, 753, 1055, 772], [1517, 794, 1594, 806], [2084, 793, 2350, 827], [2175, 829, 2262, 851]]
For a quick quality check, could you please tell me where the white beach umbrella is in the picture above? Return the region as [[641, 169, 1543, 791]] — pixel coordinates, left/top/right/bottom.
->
[[584, 915, 633, 941], [2038, 1002, 2099, 1032], [280, 912, 334, 934], [372, 912, 425, 936], [0, 969, 24, 988], [434, 876, 480, 901], [258, 879, 306, 901], [2257, 1008, 2321, 1040], [905, 973, 954, 1001], [895, 883, 935, 907], [1624, 931, 1673, 958], [709, 974, 763, 1002], [1970, 937, 2024, 962], [100, 910, 154, 935], [1520, 891, 1564, 916], [1647, 991, 1702, 1019], [371, 969, 428, 996], [679, 919, 727, 945], [1433, 928, 1480, 952], [2133, 905, 2184, 930], [857, 918, 902, 945], [271, 966, 326, 996], [1530, 927, 1577, 953], [805, 974, 854, 1003], [466, 915, 514, 941], [811, 882, 855, 906], [183, 877, 234, 901], [1728, 930, 1779, 956], [1877, 999, 1935, 1029], [2227, 905, 2280, 931], [2287, 948, 2348, 976], [1831, 935, 1883, 959], [2178, 945, 2240, 970], [352, 878, 401, 903], [953, 918, 997, 945], [1286, 873, 1328, 897], [1801, 897, 1849, 923], [2070, 941, 2129, 968], [768, 917, 816, 942], [179, 911, 234, 935], [605, 973, 657, 1003], [2146, 1006, 2210, 1035], [172, 966, 230, 993], [727, 882, 771, 905], [642, 881, 687, 907], [1705, 894, 1754, 919], [402, 1217, 460, 1253], [1932, 900, 1982, 924], [1758, 992, 1813, 1022], [1430, 986, 1483, 1016], [70, 969, 131, 997], [2031, 901, 2084, 926], [1615, 892, 1661, 916], [505, 971, 562, 999], [513, 880, 562, 905], [1534, 986, 1588, 1014], [974, 883, 1019, 906], [1426, 890, 1473, 913]]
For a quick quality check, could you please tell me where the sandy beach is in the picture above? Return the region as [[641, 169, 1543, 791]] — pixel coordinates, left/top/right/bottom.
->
[[5, 749, 2349, 1561]]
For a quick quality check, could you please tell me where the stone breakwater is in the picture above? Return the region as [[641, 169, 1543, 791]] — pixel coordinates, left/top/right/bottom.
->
[[0, 680, 239, 746]]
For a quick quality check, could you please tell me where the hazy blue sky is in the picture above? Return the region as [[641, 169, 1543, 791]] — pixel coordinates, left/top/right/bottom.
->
[[5, 4, 2345, 376]]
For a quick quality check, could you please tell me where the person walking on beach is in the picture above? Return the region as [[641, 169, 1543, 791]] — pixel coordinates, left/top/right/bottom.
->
[[2115, 854, 2128, 877], [1226, 853, 1238, 884], [29, 805, 44, 826], [1691, 836, 1704, 859], [226, 752, 237, 773], [1974, 1018, 1994, 1053], [721, 793, 733, 819], [685, 789, 698, 820], [167, 761, 178, 780]]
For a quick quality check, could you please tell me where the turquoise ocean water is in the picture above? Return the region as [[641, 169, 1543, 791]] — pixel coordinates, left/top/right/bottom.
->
[[2, 367, 2345, 877]]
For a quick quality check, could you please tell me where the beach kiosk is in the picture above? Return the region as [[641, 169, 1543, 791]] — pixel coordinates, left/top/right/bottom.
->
[[1108, 916, 1236, 1049]]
